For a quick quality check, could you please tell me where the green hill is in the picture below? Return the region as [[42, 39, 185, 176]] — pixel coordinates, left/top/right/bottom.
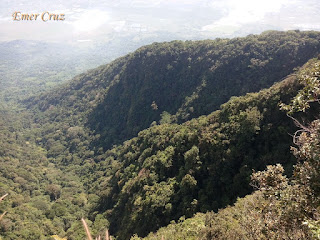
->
[[89, 71, 300, 239], [1, 31, 320, 239], [132, 58, 320, 240], [28, 30, 320, 150]]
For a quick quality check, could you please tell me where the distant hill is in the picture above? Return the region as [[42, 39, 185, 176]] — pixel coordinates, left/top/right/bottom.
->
[[0, 37, 148, 102], [0, 31, 191, 103]]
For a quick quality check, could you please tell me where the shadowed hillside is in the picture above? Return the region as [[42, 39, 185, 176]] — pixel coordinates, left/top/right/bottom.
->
[[28, 30, 320, 150]]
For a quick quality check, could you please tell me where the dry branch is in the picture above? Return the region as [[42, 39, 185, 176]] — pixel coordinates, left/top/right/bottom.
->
[[0, 211, 7, 221], [82, 218, 93, 240], [0, 193, 8, 203]]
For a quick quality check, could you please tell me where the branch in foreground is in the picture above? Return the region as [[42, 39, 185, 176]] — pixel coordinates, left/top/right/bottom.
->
[[82, 218, 112, 240], [0, 193, 8, 221]]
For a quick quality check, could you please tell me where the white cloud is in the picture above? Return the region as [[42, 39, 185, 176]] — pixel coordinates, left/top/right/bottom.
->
[[77, 39, 93, 42], [1, 0, 319, 42], [202, 0, 293, 32], [161, 0, 199, 4], [72, 9, 110, 33], [110, 21, 126, 32], [128, 0, 162, 8], [292, 23, 320, 31], [0, 17, 11, 22]]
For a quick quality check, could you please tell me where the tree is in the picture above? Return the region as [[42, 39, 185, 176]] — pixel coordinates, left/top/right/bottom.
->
[[46, 184, 61, 201]]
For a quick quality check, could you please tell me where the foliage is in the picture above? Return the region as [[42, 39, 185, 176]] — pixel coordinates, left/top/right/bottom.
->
[[1, 31, 320, 239], [131, 214, 206, 240], [28, 30, 320, 150], [138, 58, 320, 240], [91, 73, 300, 239], [280, 57, 320, 113]]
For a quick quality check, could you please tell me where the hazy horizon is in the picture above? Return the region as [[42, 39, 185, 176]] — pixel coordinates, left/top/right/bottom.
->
[[1, 0, 320, 44]]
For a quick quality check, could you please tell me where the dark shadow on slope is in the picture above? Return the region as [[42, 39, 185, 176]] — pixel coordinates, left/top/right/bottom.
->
[[86, 31, 320, 151]]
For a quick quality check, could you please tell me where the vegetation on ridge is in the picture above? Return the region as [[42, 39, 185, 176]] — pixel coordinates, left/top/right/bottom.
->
[[89, 72, 300, 239], [133, 57, 320, 240], [28, 30, 320, 149], [1, 31, 320, 239]]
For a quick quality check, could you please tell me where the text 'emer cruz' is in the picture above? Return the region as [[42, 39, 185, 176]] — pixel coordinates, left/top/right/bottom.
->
[[12, 12, 65, 21]]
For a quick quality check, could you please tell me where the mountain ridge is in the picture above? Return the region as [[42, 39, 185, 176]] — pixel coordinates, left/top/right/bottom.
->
[[27, 30, 320, 150]]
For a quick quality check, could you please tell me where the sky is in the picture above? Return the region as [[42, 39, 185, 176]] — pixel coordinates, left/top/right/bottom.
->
[[1, 0, 320, 43]]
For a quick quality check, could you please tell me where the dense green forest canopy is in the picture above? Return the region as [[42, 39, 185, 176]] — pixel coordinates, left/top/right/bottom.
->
[[28, 30, 320, 150], [88, 73, 300, 239], [0, 30, 320, 239], [133, 57, 320, 240]]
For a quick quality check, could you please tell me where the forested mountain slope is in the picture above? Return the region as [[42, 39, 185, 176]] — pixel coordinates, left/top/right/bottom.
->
[[0, 100, 89, 239], [87, 71, 302, 239], [132, 58, 320, 240], [28, 30, 320, 150], [1, 31, 319, 239]]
